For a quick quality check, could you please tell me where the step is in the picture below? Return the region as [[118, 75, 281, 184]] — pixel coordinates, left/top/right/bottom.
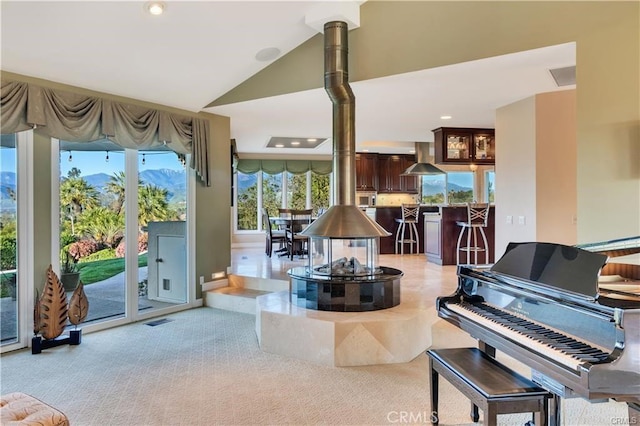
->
[[204, 274, 288, 315]]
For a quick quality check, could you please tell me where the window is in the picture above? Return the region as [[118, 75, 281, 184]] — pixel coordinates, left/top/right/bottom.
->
[[447, 172, 474, 204], [421, 171, 475, 204], [485, 170, 495, 203], [421, 174, 446, 205], [286, 172, 306, 210], [310, 173, 330, 216], [263, 172, 283, 218], [235, 170, 331, 232], [0, 134, 18, 345], [236, 172, 259, 231]]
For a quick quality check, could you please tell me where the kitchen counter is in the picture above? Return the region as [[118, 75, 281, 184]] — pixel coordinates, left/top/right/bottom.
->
[[374, 206, 437, 254], [423, 206, 495, 265]]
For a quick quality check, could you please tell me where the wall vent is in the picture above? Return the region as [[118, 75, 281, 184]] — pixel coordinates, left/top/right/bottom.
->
[[549, 66, 576, 87]]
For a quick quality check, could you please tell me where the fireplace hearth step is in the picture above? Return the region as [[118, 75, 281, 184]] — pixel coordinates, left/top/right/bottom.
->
[[204, 274, 288, 315]]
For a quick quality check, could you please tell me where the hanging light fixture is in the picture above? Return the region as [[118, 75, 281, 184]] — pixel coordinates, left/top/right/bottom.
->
[[68, 151, 73, 162], [142, 153, 146, 165], [105, 151, 110, 162]]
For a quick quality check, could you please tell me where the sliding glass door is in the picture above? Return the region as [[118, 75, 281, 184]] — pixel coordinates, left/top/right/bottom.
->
[[1, 134, 19, 345], [1, 131, 33, 352], [57, 140, 189, 329]]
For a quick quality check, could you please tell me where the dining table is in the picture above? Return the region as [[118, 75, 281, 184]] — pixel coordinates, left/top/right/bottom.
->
[[269, 216, 317, 258]]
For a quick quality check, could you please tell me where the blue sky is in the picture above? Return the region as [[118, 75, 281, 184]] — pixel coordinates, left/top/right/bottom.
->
[[0, 148, 16, 173], [2, 147, 183, 177], [60, 150, 183, 177]]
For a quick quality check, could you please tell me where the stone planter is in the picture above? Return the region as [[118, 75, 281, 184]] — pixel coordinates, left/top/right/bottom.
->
[[60, 272, 80, 292]]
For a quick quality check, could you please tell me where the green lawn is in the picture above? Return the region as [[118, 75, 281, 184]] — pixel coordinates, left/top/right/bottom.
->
[[76, 254, 148, 285]]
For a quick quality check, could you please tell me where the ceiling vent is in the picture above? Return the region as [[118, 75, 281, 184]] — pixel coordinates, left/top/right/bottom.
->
[[549, 65, 576, 87]]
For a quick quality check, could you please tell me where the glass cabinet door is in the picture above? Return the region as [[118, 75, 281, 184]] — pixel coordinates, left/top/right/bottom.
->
[[473, 132, 495, 162], [445, 131, 472, 161]]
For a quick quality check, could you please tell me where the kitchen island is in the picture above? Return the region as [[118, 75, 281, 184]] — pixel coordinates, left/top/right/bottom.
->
[[423, 205, 495, 265], [374, 206, 439, 254]]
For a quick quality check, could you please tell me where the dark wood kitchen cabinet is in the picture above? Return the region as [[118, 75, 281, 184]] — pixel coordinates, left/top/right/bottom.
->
[[377, 154, 418, 193], [400, 155, 419, 193], [355, 153, 378, 191], [433, 127, 495, 165]]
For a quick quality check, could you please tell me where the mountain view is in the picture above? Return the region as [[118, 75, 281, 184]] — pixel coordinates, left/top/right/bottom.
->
[[84, 169, 186, 203], [0, 168, 186, 208]]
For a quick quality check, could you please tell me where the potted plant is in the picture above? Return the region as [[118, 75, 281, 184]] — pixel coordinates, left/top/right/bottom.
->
[[60, 249, 80, 292]]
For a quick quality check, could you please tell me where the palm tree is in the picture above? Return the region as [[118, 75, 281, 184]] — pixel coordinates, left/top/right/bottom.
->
[[138, 184, 171, 227], [60, 177, 100, 217], [106, 171, 142, 215], [76, 207, 124, 248]]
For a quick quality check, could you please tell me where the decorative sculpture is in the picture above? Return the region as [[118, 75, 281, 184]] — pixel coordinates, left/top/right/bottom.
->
[[32, 265, 89, 354]]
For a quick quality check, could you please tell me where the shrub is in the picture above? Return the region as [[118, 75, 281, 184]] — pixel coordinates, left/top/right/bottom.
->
[[0, 237, 17, 270], [115, 234, 148, 258], [68, 239, 101, 260]]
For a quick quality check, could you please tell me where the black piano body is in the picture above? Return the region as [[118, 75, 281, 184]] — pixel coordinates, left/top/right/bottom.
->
[[437, 241, 640, 423]]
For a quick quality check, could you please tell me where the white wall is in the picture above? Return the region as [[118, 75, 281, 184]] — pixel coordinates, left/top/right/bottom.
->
[[495, 97, 537, 258]]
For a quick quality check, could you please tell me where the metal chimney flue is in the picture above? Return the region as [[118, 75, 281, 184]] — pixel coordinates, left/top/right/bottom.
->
[[300, 21, 388, 239], [325, 21, 355, 206]]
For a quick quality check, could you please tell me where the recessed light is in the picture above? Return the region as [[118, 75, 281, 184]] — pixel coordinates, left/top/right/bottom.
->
[[275, 144, 285, 148], [255, 47, 281, 62], [146, 2, 165, 15], [307, 138, 317, 142], [291, 141, 300, 146], [362, 149, 369, 152], [409, 149, 415, 154], [440, 115, 452, 120]]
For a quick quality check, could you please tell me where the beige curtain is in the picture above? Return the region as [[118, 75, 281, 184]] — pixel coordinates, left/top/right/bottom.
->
[[237, 159, 332, 175], [1, 79, 210, 186]]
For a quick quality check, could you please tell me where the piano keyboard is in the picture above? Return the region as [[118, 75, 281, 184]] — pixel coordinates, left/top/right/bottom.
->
[[446, 301, 611, 371]]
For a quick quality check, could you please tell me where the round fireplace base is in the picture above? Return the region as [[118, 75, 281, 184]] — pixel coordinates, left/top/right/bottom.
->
[[288, 266, 402, 312]]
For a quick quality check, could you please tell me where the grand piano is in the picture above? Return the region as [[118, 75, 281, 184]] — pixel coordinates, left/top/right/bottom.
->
[[437, 240, 640, 425]]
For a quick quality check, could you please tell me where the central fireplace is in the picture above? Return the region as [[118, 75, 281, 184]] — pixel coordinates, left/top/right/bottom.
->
[[287, 21, 402, 311], [289, 213, 402, 311]]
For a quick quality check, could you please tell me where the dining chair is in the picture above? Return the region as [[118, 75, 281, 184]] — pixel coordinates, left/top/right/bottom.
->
[[278, 208, 313, 260], [262, 208, 286, 257]]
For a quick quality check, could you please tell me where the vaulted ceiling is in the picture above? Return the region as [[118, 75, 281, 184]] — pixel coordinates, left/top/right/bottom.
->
[[1, 1, 575, 155]]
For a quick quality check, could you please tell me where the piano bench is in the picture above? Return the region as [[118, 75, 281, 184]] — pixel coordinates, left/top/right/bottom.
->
[[427, 347, 552, 426]]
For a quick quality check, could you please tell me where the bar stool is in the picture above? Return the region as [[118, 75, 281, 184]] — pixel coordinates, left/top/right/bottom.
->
[[395, 204, 420, 254], [456, 202, 490, 265]]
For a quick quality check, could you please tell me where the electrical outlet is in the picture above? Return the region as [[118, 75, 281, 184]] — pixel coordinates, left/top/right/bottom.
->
[[506, 215, 513, 225], [199, 276, 204, 285], [518, 216, 526, 225]]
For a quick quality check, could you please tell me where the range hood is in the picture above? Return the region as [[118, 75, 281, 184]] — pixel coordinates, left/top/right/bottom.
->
[[401, 142, 446, 175], [300, 21, 389, 239]]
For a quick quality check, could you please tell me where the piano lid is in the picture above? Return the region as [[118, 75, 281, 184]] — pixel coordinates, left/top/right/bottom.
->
[[491, 242, 608, 300]]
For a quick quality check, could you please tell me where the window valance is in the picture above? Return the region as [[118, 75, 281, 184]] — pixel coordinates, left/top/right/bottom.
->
[[237, 159, 332, 175], [0, 80, 210, 186]]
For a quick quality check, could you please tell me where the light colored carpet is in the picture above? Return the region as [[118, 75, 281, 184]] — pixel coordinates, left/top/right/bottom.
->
[[0, 307, 629, 425]]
